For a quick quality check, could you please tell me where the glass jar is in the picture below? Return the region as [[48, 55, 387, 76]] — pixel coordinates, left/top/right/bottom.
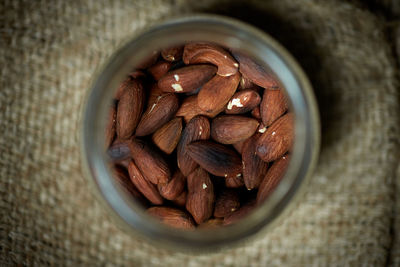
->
[[81, 14, 320, 250]]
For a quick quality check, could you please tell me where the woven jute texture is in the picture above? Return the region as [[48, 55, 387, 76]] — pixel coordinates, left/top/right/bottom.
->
[[1, 0, 399, 266]]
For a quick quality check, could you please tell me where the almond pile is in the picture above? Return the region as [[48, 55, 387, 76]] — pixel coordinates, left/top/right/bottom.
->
[[106, 43, 294, 229]]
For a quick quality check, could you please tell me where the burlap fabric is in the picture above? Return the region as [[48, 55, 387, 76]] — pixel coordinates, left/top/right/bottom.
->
[[1, 0, 399, 266]]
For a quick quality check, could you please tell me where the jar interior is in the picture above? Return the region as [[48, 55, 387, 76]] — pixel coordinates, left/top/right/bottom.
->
[[83, 15, 319, 250]]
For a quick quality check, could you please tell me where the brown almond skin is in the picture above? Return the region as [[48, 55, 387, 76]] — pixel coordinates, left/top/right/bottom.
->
[[225, 175, 245, 188], [197, 72, 241, 114], [175, 95, 201, 123], [251, 106, 261, 120], [186, 167, 215, 224], [107, 139, 132, 161], [211, 115, 259, 144], [232, 51, 279, 89], [242, 133, 269, 190], [213, 189, 240, 218], [256, 113, 294, 162], [105, 104, 116, 147], [238, 75, 255, 90], [257, 155, 290, 204], [158, 65, 217, 93], [183, 43, 238, 77], [172, 190, 187, 207], [147, 84, 164, 107], [157, 170, 185, 200], [232, 139, 246, 154], [225, 90, 261, 114], [114, 165, 147, 205], [223, 200, 256, 225], [161, 46, 184, 62], [176, 95, 224, 123], [115, 77, 131, 100], [116, 79, 145, 139], [135, 93, 179, 136], [129, 139, 171, 184], [199, 218, 224, 229], [152, 117, 183, 154], [148, 61, 173, 80], [177, 116, 210, 176], [260, 89, 289, 126], [186, 140, 242, 177], [147, 207, 195, 229], [128, 161, 163, 205]]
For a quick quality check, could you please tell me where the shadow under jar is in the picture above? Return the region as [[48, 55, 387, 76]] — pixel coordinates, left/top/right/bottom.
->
[[82, 14, 320, 251]]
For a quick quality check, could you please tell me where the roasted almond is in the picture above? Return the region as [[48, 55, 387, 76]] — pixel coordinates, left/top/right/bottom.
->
[[232, 51, 279, 89], [147, 84, 164, 107], [199, 218, 224, 228], [147, 207, 195, 229], [148, 61, 173, 80], [257, 155, 290, 204], [129, 139, 171, 184], [186, 140, 242, 177], [186, 167, 215, 224], [158, 65, 217, 93], [161, 46, 184, 62], [177, 116, 210, 176], [128, 161, 163, 205], [260, 88, 288, 126], [172, 190, 187, 207], [135, 93, 179, 136], [175, 95, 201, 123], [242, 133, 269, 190], [223, 200, 256, 225], [225, 175, 245, 188], [211, 115, 259, 144], [197, 72, 241, 114], [116, 79, 145, 139], [115, 76, 131, 100], [107, 139, 132, 161], [251, 105, 261, 120], [176, 95, 224, 123], [152, 117, 183, 154], [238, 75, 255, 90], [232, 139, 247, 154], [225, 89, 261, 114], [256, 113, 294, 162], [157, 170, 185, 200], [183, 43, 238, 77], [105, 103, 117, 147], [213, 189, 240, 218], [114, 165, 147, 205]]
